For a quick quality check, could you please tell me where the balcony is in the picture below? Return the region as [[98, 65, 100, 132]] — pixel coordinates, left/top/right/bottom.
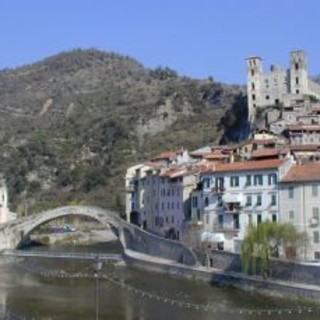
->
[[223, 194, 245, 207], [213, 223, 240, 233], [224, 203, 241, 213], [211, 186, 225, 194]]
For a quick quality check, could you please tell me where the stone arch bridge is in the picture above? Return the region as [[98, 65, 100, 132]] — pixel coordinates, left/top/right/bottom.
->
[[0, 206, 197, 266]]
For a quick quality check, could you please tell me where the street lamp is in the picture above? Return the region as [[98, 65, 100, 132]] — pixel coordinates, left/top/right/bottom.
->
[[94, 257, 103, 320]]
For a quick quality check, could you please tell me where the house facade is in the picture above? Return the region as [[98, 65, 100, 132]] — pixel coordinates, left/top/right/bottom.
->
[[195, 158, 294, 252], [280, 163, 320, 261]]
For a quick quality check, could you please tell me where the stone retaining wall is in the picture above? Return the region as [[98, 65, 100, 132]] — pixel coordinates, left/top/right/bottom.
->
[[206, 250, 320, 286], [122, 226, 197, 266]]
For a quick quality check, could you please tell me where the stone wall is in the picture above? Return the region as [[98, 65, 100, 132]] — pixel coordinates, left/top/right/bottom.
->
[[125, 250, 320, 301], [122, 226, 197, 266], [206, 250, 320, 286]]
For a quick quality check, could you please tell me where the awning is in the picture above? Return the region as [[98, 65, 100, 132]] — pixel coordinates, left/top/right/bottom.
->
[[201, 231, 225, 243]]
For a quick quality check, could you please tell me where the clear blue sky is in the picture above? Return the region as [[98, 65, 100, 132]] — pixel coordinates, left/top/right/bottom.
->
[[0, 0, 319, 84]]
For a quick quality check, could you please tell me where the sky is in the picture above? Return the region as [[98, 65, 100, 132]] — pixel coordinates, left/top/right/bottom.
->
[[0, 0, 320, 84]]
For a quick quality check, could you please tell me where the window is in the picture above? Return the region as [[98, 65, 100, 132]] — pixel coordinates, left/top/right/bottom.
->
[[230, 176, 239, 187], [233, 214, 240, 229], [246, 175, 252, 186], [268, 174, 277, 185], [197, 209, 201, 221], [296, 77, 299, 85], [254, 175, 263, 186], [313, 207, 319, 221], [313, 231, 319, 244], [295, 62, 299, 70], [289, 210, 294, 219], [257, 214, 262, 224], [205, 197, 209, 207], [312, 185, 318, 197], [275, 99, 279, 104], [177, 202, 180, 210], [167, 202, 170, 210], [246, 195, 252, 206], [271, 194, 277, 206], [272, 214, 277, 222], [192, 196, 198, 208], [251, 70, 255, 76], [206, 214, 209, 225], [256, 195, 262, 206], [315, 252, 320, 260], [296, 89, 299, 94], [252, 82, 255, 90], [288, 186, 294, 199], [171, 216, 174, 223], [218, 214, 224, 228], [252, 94, 256, 101], [203, 178, 210, 189], [266, 95, 270, 100], [217, 196, 223, 207]]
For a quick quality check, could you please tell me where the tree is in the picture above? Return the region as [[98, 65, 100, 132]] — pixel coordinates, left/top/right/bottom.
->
[[241, 221, 303, 278]]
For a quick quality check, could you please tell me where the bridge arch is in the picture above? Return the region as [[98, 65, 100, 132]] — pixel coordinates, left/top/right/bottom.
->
[[8, 206, 125, 249]]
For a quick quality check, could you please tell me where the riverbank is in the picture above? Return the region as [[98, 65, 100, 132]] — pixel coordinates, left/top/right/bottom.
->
[[124, 248, 320, 302], [29, 229, 117, 246]]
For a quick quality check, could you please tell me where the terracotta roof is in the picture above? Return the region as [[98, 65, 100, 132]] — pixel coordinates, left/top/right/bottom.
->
[[281, 163, 320, 183], [203, 159, 286, 174], [290, 144, 320, 151], [160, 167, 197, 178], [251, 148, 289, 158], [252, 139, 277, 145], [151, 151, 177, 160], [288, 124, 320, 132], [204, 153, 230, 160]]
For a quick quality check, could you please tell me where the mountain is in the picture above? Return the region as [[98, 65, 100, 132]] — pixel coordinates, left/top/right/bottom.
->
[[0, 48, 247, 215]]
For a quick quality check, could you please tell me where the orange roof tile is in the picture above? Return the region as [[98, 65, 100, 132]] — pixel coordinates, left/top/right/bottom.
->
[[203, 159, 286, 174], [251, 148, 289, 158], [151, 151, 177, 161], [288, 124, 320, 132], [281, 163, 320, 182], [290, 144, 320, 151]]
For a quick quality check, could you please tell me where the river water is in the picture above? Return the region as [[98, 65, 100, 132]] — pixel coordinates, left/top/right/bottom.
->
[[0, 240, 319, 320]]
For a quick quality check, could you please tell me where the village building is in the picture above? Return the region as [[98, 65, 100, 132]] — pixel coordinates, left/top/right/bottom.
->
[[280, 162, 320, 261], [191, 157, 295, 252]]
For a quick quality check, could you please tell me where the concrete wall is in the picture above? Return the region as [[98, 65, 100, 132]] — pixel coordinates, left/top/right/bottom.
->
[[122, 225, 197, 266]]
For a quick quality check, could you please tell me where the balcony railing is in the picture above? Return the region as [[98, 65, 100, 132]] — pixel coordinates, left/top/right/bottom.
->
[[213, 224, 240, 233], [211, 186, 225, 194]]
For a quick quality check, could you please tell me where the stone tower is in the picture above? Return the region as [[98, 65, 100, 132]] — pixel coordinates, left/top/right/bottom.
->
[[246, 56, 262, 123], [290, 51, 308, 95]]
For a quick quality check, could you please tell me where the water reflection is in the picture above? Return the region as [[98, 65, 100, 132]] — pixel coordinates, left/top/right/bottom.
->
[[0, 242, 319, 320]]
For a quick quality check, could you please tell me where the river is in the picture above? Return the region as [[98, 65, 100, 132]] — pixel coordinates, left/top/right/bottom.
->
[[0, 240, 319, 320]]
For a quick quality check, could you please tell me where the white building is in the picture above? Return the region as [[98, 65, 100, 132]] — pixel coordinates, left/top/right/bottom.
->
[[125, 155, 198, 240], [280, 162, 320, 261], [0, 178, 9, 224], [247, 50, 320, 124], [195, 158, 294, 252]]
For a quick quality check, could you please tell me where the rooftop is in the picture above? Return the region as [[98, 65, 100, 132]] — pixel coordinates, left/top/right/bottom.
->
[[281, 163, 320, 183], [202, 158, 286, 174]]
